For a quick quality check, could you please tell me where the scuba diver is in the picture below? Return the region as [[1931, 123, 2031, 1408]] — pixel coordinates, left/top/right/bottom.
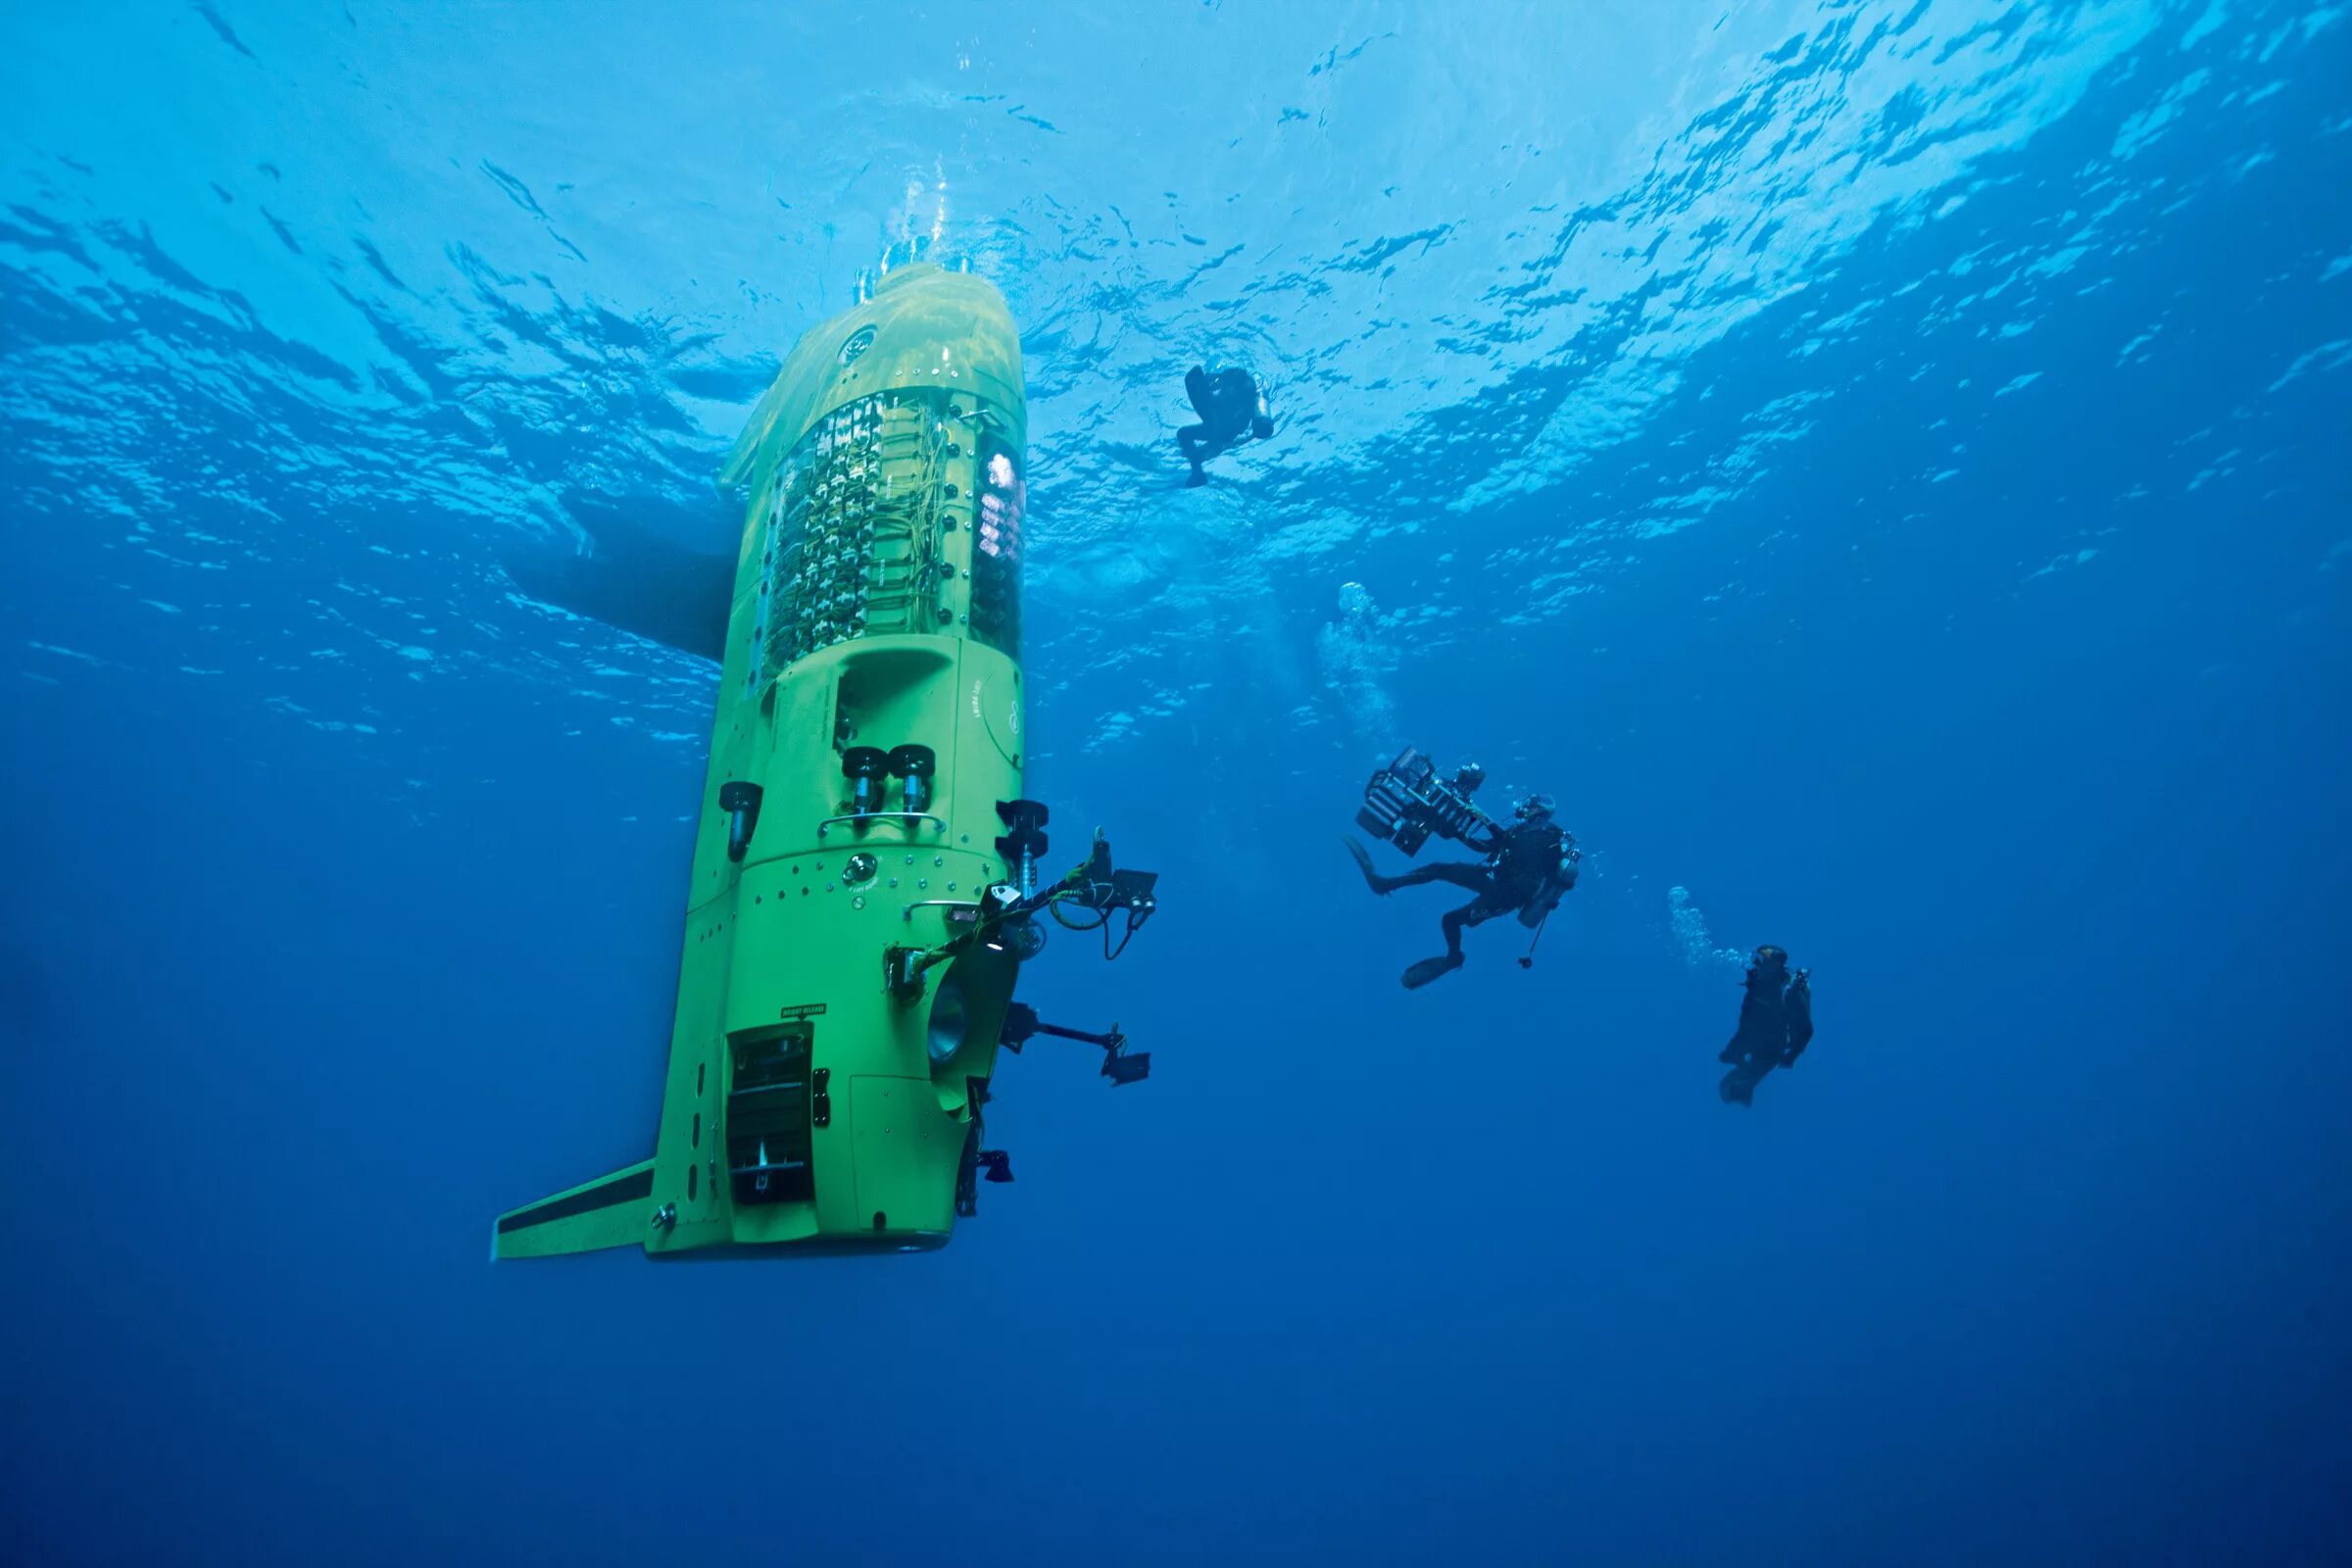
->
[[1717, 947, 1814, 1105], [1345, 789, 1578, 989], [1176, 364, 1274, 486]]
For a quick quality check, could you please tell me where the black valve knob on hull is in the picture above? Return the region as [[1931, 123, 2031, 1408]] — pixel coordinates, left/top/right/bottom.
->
[[843, 746, 889, 815], [888, 744, 937, 813]]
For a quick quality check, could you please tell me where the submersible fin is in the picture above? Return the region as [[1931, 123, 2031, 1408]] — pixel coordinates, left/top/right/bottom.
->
[[500, 510, 736, 662], [492, 1159, 657, 1259]]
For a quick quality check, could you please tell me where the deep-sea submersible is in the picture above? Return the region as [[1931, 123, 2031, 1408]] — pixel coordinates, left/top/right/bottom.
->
[[494, 264, 1157, 1260]]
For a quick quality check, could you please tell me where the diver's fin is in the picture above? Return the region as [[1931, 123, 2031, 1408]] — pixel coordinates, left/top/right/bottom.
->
[[1343, 836, 1386, 894], [1401, 954, 1463, 989], [492, 1157, 657, 1260], [503, 514, 735, 662], [1717, 1065, 1763, 1106]]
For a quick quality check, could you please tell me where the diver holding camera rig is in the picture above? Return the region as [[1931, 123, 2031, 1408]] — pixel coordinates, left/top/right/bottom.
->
[[1345, 748, 1581, 989]]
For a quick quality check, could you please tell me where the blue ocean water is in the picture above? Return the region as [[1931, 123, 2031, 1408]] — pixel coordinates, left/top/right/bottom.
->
[[4, 1, 2349, 1562]]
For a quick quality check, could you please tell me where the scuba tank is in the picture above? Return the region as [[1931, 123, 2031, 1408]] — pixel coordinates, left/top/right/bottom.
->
[[1517, 838, 1581, 928]]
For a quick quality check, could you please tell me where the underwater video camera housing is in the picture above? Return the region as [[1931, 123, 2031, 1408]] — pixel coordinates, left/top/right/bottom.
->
[[1357, 746, 1498, 858]]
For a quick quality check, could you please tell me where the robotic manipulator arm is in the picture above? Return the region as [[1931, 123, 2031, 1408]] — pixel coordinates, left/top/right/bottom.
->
[[888, 808, 1158, 1000], [1356, 747, 1503, 858]]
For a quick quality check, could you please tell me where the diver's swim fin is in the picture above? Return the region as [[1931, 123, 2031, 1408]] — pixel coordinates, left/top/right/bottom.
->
[[1401, 954, 1463, 989], [1343, 836, 1387, 894], [1717, 1064, 1764, 1106]]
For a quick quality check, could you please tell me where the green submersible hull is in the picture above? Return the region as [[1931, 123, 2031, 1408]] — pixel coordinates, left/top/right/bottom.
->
[[495, 264, 1154, 1261]]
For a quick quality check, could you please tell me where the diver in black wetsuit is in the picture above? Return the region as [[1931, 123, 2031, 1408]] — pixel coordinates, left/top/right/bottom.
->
[[1176, 364, 1274, 486], [1717, 947, 1814, 1105], [1346, 794, 1578, 989]]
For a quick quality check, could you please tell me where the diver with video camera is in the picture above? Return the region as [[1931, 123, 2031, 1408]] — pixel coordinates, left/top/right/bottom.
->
[[1345, 747, 1581, 988]]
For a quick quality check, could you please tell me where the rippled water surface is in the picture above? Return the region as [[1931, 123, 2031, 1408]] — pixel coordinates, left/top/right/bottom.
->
[[12, 1, 2336, 754], [5, 3, 2349, 1564]]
